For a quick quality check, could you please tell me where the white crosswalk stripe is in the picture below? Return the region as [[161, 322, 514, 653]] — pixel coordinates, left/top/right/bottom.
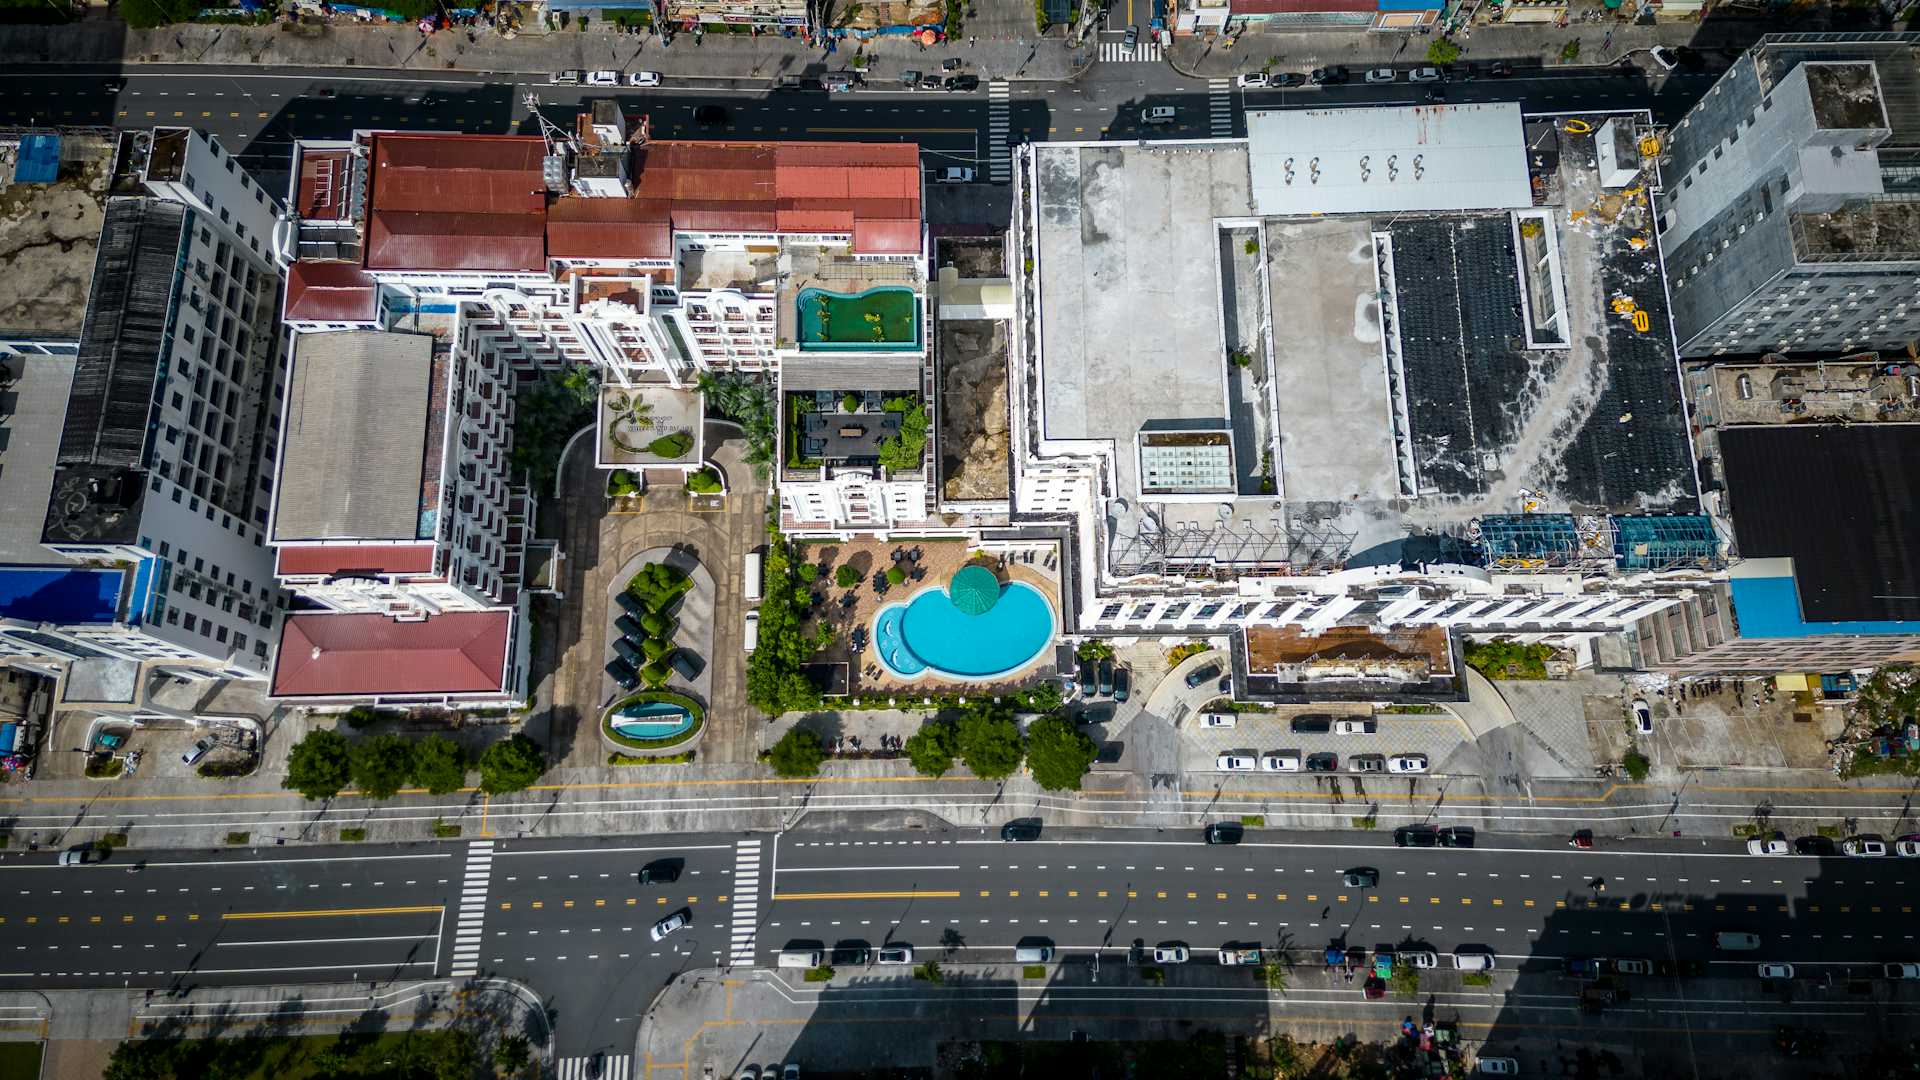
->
[[447, 839, 493, 977], [987, 81, 1012, 183], [556, 1054, 630, 1080], [1208, 78, 1234, 137], [1099, 40, 1162, 62], [728, 838, 764, 965]]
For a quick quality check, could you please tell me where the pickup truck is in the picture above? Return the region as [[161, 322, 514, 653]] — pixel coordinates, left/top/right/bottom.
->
[[1218, 946, 1263, 966]]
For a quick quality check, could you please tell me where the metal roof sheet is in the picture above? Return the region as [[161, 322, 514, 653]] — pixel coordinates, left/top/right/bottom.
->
[[547, 197, 674, 258], [366, 210, 548, 272], [272, 610, 512, 698], [371, 133, 547, 214], [284, 261, 380, 323], [852, 217, 922, 254], [296, 149, 354, 221], [275, 542, 438, 577], [1246, 103, 1533, 217]]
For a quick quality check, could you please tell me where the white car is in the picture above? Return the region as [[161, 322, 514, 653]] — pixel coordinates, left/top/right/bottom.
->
[[1153, 945, 1189, 964], [877, 946, 913, 964], [1216, 753, 1256, 772], [1649, 46, 1678, 71], [1895, 837, 1920, 857], [1631, 698, 1652, 734], [1745, 835, 1790, 856], [1364, 68, 1396, 84], [1843, 836, 1889, 857], [1400, 950, 1439, 969], [1388, 754, 1428, 774], [1884, 963, 1920, 979], [1237, 72, 1268, 88], [934, 167, 975, 184], [1142, 105, 1177, 125], [739, 1069, 759, 1080], [586, 70, 620, 87], [1260, 751, 1301, 773], [1476, 1060, 1520, 1076], [1757, 962, 1794, 980], [626, 70, 662, 87], [1408, 66, 1441, 83], [1333, 719, 1377, 735], [1200, 713, 1237, 729], [650, 911, 689, 941]]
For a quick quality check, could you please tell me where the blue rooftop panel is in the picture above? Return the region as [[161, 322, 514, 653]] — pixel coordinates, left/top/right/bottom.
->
[[0, 566, 124, 625], [14, 134, 60, 184], [1729, 576, 1920, 639]]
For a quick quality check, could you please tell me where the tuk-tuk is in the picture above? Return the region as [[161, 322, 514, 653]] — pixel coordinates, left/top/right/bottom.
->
[[1373, 953, 1394, 978], [822, 72, 858, 93], [899, 69, 922, 88]]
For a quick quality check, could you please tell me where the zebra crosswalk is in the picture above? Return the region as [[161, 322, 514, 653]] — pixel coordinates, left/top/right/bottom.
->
[[1208, 78, 1234, 137], [728, 837, 763, 966], [987, 81, 1011, 183], [556, 1054, 630, 1080], [1099, 39, 1162, 62], [448, 839, 493, 978]]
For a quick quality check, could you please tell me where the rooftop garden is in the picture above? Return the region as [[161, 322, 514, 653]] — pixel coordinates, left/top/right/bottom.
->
[[785, 390, 928, 473]]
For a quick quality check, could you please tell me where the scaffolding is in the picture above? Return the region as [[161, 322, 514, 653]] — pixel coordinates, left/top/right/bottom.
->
[[1108, 512, 1356, 579], [1611, 513, 1723, 572]]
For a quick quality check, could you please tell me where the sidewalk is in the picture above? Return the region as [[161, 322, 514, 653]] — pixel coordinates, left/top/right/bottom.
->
[[0, 14, 1083, 84], [39, 977, 549, 1080]]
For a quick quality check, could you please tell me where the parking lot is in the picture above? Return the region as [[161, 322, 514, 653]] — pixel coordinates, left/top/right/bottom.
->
[[1177, 704, 1474, 779]]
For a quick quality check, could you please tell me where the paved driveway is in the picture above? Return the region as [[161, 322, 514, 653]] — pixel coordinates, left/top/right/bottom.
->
[[535, 422, 766, 768]]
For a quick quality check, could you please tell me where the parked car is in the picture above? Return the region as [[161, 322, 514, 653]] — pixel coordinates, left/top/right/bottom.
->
[[1000, 818, 1042, 842], [1649, 46, 1678, 71], [58, 845, 103, 866], [1612, 958, 1653, 976], [1260, 751, 1301, 773], [1632, 698, 1652, 734], [1113, 667, 1131, 703], [182, 736, 216, 766], [1186, 663, 1221, 688], [1476, 1061, 1520, 1076], [782, 1065, 798, 1080], [1894, 833, 1920, 857], [1885, 962, 1920, 979], [944, 74, 980, 92], [1200, 713, 1237, 729], [1216, 753, 1256, 772], [1843, 836, 1889, 857], [1438, 826, 1476, 848], [1758, 962, 1794, 980], [1142, 106, 1177, 125], [626, 70, 662, 87], [1408, 66, 1442, 82], [1333, 718, 1377, 735], [616, 592, 647, 615], [1273, 72, 1306, 87], [613, 638, 645, 665], [878, 946, 913, 965], [1565, 957, 1605, 978], [1388, 754, 1428, 774], [637, 859, 682, 885], [1237, 72, 1268, 88], [1310, 66, 1349, 84], [586, 70, 621, 86], [549, 69, 583, 85], [1400, 950, 1439, 968], [1364, 67, 1397, 84], [1304, 752, 1338, 772], [1204, 822, 1244, 845], [1394, 825, 1439, 848], [1080, 661, 1098, 697], [1746, 832, 1790, 856], [1343, 868, 1379, 889], [1123, 24, 1139, 47], [615, 613, 648, 639], [1290, 715, 1333, 733], [934, 166, 975, 184], [1097, 659, 1114, 696], [831, 943, 871, 966], [1153, 944, 1189, 964], [605, 659, 640, 691], [1795, 835, 1836, 856], [1349, 755, 1385, 774], [650, 911, 690, 941]]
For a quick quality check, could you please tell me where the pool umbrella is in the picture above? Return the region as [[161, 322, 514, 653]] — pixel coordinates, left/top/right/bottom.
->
[[948, 564, 1000, 616]]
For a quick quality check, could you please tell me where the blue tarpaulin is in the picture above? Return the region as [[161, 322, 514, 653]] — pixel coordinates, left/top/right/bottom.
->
[[14, 134, 59, 184]]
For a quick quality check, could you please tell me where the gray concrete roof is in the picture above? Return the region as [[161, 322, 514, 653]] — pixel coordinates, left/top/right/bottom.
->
[[0, 352, 78, 564], [1246, 104, 1533, 218], [273, 330, 436, 542]]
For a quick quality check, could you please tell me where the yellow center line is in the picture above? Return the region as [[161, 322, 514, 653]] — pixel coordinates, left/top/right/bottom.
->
[[223, 905, 442, 921], [771, 890, 961, 901]]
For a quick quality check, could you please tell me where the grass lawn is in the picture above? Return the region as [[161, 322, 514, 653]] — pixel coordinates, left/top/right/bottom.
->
[[104, 1028, 475, 1080], [0, 1043, 41, 1080]]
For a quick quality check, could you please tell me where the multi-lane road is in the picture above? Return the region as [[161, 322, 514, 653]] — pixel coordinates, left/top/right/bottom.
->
[[6, 824, 1917, 1061]]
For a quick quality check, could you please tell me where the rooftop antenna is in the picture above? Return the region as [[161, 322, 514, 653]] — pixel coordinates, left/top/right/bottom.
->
[[522, 92, 579, 154]]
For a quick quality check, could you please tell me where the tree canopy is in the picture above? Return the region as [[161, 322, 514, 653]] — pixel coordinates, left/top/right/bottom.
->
[[957, 703, 1024, 781], [478, 734, 547, 795], [1024, 715, 1097, 791], [765, 727, 826, 778], [283, 728, 352, 801]]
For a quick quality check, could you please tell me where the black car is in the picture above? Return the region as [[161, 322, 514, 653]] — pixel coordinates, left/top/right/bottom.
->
[[1794, 835, 1836, 856], [831, 942, 872, 965], [918, 74, 945, 91], [1342, 867, 1379, 889], [1273, 72, 1305, 87], [615, 592, 647, 615], [615, 613, 648, 638], [605, 659, 640, 691], [1001, 818, 1042, 842], [1204, 822, 1244, 845], [1290, 714, 1333, 734], [945, 74, 980, 92], [613, 637, 645, 664], [1304, 752, 1338, 772], [1097, 659, 1114, 696], [1185, 663, 1221, 689], [637, 858, 682, 885], [1394, 825, 1439, 848], [1310, 65, 1349, 85], [693, 105, 731, 128], [1437, 826, 1476, 848], [1079, 660, 1098, 697], [1112, 666, 1131, 703]]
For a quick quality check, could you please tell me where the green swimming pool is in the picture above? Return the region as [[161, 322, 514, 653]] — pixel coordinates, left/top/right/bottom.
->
[[797, 286, 921, 351]]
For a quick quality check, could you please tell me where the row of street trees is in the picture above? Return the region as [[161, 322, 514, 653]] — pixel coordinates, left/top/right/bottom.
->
[[763, 700, 1098, 791], [284, 729, 547, 802]]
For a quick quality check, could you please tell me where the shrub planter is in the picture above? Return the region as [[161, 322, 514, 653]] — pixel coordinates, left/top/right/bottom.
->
[[600, 689, 707, 757]]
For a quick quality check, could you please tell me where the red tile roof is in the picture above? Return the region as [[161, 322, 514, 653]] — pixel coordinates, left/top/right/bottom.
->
[[367, 210, 548, 272], [272, 610, 512, 699], [284, 261, 380, 323], [276, 542, 438, 577], [370, 133, 548, 214], [547, 197, 674, 260], [852, 218, 923, 255]]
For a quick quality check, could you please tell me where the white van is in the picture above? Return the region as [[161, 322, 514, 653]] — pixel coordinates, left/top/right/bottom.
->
[[1014, 944, 1053, 963], [743, 610, 760, 654], [744, 551, 763, 602], [1452, 950, 1495, 971], [778, 949, 823, 969]]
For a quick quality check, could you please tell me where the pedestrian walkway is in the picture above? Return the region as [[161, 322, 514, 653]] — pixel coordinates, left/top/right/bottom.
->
[[557, 1053, 631, 1080], [1099, 40, 1162, 62], [449, 839, 494, 978], [1207, 78, 1234, 136], [727, 837, 763, 967], [987, 81, 1012, 183]]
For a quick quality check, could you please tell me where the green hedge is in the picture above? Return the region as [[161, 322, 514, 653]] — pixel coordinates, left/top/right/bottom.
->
[[602, 689, 705, 750]]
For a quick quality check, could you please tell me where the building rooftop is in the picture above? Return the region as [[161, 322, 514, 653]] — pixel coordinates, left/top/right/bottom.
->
[[1720, 424, 1920, 623], [273, 330, 438, 542], [1791, 199, 1920, 260], [1245, 104, 1534, 218], [272, 610, 513, 698], [1805, 60, 1891, 132], [284, 261, 380, 324], [0, 353, 77, 563], [0, 565, 122, 625], [0, 131, 113, 339]]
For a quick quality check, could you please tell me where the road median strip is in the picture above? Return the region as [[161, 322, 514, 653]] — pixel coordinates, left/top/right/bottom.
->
[[771, 890, 962, 901], [222, 905, 443, 920]]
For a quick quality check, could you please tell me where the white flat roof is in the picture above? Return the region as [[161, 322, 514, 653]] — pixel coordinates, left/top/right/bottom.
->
[[1246, 103, 1533, 217]]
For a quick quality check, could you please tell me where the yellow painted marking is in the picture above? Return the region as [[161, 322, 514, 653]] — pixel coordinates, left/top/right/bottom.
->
[[595, 899, 606, 907], [1430, 898, 1440, 905], [1038, 891, 1049, 898], [500, 903, 512, 910], [979, 890, 991, 898], [1838, 905, 1850, 914], [1337, 895, 1348, 903], [1682, 903, 1693, 912], [258, 111, 269, 118], [1872, 906, 1882, 914], [229, 111, 239, 118], [1098, 890, 1108, 899], [1128, 890, 1137, 899], [223, 905, 441, 921], [1714, 904, 1726, 912], [627, 898, 638, 906], [718, 896, 729, 903], [1491, 899, 1502, 907], [1306, 894, 1317, 903], [1367, 894, 1378, 904], [1399, 896, 1409, 905], [1525, 899, 1537, 908], [1186, 892, 1197, 900], [57, 916, 68, 924], [1008, 890, 1019, 898], [1556, 900, 1567, 909], [1216, 892, 1227, 901], [188, 914, 199, 922], [770, 890, 960, 901], [1155, 891, 1165, 899], [564, 900, 576, 908], [1068, 891, 1079, 898], [90, 916, 101, 924], [532, 901, 544, 909], [1247, 893, 1258, 901], [155, 914, 166, 922], [657, 897, 668, 905]]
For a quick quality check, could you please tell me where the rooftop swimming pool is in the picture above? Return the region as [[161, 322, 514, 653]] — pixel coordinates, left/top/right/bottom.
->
[[610, 700, 694, 741], [796, 286, 921, 352], [874, 577, 1055, 681]]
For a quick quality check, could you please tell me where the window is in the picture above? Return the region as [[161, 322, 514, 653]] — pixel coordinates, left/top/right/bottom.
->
[[182, 613, 196, 632]]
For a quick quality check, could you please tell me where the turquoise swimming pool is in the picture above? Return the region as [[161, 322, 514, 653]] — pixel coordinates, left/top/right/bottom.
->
[[796, 286, 921, 352], [874, 579, 1055, 680], [610, 700, 694, 740]]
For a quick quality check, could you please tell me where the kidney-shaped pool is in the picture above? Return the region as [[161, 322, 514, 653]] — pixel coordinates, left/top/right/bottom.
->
[[873, 578, 1056, 680]]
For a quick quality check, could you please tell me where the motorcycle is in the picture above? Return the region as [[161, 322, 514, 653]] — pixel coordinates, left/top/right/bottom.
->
[[1569, 829, 1595, 849]]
